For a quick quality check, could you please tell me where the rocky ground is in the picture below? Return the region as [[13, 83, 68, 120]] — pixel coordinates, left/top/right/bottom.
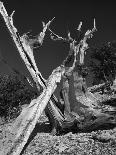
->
[[0, 113, 116, 155]]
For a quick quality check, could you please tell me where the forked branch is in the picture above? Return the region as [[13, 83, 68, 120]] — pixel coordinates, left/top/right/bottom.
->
[[49, 19, 97, 74]]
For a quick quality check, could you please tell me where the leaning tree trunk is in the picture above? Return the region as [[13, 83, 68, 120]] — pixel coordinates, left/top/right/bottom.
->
[[0, 1, 65, 135], [5, 66, 65, 155]]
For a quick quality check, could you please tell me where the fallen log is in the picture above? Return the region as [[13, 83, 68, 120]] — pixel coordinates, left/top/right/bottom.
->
[[88, 83, 106, 93], [88, 80, 116, 94], [78, 110, 116, 132]]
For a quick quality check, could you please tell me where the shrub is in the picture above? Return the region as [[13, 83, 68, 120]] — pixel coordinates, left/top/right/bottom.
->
[[0, 74, 37, 120]]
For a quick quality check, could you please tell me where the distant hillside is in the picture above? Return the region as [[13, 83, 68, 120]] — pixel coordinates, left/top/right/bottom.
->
[[0, 58, 36, 91]]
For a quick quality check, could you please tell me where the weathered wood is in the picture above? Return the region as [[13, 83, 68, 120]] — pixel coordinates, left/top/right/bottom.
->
[[78, 112, 116, 132], [1, 2, 113, 153], [5, 66, 65, 155], [21, 32, 65, 130], [0, 1, 65, 135], [62, 77, 71, 113]]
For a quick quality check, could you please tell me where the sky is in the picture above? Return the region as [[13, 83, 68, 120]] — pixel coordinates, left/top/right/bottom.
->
[[0, 0, 116, 86]]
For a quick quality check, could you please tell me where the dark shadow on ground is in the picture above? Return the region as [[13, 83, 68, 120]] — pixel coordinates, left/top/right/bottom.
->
[[79, 123, 116, 133], [103, 100, 116, 106], [20, 117, 116, 154], [20, 121, 51, 155]]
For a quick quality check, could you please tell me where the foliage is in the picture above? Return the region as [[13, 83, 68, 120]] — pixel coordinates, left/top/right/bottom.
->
[[90, 41, 116, 85], [0, 73, 38, 119]]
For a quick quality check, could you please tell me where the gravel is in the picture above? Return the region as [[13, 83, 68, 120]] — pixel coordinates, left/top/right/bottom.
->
[[0, 113, 116, 155]]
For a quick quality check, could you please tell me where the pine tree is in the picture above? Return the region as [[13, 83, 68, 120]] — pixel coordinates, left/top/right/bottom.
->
[[90, 41, 116, 85]]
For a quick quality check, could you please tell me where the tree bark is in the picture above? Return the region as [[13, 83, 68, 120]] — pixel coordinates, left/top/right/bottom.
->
[[62, 77, 71, 113]]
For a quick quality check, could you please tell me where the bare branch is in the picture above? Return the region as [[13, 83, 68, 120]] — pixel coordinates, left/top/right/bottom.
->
[[49, 21, 83, 43], [84, 19, 97, 40], [0, 2, 17, 35], [94, 18, 96, 30], [49, 24, 74, 43], [49, 28, 68, 42], [63, 19, 97, 74], [49, 19, 96, 69], [67, 31, 73, 41], [10, 10, 15, 20], [37, 17, 55, 45], [21, 17, 55, 49], [77, 21, 82, 31], [78, 19, 97, 64]]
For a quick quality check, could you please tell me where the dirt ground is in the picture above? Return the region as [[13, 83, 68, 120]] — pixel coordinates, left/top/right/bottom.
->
[[0, 113, 116, 155]]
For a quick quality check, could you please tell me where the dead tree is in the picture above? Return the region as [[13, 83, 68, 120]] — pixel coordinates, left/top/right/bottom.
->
[[49, 19, 97, 116], [0, 1, 66, 136], [1, 1, 116, 155], [0, 1, 83, 153], [0, 2, 66, 154], [49, 20, 116, 132], [6, 66, 65, 155]]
